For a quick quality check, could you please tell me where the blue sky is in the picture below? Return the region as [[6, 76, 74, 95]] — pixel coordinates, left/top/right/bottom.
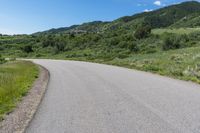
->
[[0, 0, 198, 34]]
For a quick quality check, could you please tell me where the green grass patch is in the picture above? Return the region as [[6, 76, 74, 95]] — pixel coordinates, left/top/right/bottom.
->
[[0, 61, 39, 120], [103, 46, 200, 84], [153, 28, 200, 35]]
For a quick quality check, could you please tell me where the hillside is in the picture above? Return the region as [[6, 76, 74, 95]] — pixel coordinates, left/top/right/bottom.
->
[[1, 1, 200, 58], [34, 21, 110, 35], [1, 1, 200, 84], [34, 1, 200, 35], [170, 13, 200, 28]]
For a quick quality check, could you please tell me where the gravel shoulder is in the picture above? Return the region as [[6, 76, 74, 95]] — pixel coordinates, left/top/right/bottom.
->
[[0, 65, 49, 133]]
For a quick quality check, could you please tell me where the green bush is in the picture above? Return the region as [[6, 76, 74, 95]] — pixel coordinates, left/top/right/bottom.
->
[[0, 55, 6, 64], [162, 33, 191, 50], [134, 25, 151, 39], [162, 34, 181, 50], [128, 42, 139, 52], [22, 45, 33, 53]]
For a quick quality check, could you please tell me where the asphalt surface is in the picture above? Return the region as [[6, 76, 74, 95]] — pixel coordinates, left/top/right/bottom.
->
[[26, 59, 200, 133]]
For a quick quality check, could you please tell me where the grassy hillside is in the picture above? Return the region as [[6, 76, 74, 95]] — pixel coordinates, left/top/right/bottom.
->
[[1, 2, 200, 59], [33, 1, 200, 35], [0, 61, 38, 120], [171, 13, 200, 28], [104, 46, 200, 83], [152, 28, 200, 35]]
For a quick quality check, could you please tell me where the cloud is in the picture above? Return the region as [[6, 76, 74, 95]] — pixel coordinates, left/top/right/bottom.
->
[[154, 1, 161, 6], [0, 28, 16, 35], [144, 9, 153, 12]]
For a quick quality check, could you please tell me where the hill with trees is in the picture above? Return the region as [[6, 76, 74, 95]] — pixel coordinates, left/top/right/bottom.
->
[[34, 1, 200, 35], [1, 1, 200, 58], [1, 1, 200, 83]]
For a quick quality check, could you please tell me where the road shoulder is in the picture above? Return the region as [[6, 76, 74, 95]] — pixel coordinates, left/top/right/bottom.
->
[[0, 65, 49, 133]]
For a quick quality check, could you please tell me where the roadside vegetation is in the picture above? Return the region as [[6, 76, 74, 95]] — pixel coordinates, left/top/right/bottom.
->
[[0, 61, 38, 120], [152, 28, 200, 35], [104, 47, 200, 83], [0, 55, 6, 64]]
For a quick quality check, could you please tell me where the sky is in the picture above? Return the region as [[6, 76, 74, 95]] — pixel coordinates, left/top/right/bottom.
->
[[0, 0, 198, 34]]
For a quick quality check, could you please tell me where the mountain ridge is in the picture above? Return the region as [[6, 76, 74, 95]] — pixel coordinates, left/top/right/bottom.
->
[[34, 1, 200, 35]]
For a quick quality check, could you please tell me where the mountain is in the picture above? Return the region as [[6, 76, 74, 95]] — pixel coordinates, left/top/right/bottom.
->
[[34, 21, 110, 35], [139, 1, 200, 28], [34, 1, 200, 35]]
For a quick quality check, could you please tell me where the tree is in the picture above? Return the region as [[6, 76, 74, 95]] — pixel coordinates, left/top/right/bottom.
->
[[69, 33, 75, 39], [22, 45, 33, 53], [42, 35, 55, 47], [134, 25, 151, 39], [55, 41, 65, 51]]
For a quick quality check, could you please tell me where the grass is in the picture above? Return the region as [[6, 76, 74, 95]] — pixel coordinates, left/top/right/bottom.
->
[[102, 46, 200, 84], [37, 45, 200, 85], [16, 45, 200, 85], [0, 61, 39, 120], [152, 28, 200, 35]]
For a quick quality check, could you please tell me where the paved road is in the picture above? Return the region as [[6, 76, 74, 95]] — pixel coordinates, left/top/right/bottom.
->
[[26, 59, 200, 133]]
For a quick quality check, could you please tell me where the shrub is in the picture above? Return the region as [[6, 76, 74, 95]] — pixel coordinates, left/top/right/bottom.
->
[[134, 25, 151, 39], [162, 33, 191, 50], [162, 34, 181, 50], [128, 42, 139, 52], [118, 41, 128, 48], [22, 45, 33, 53], [0, 55, 6, 64]]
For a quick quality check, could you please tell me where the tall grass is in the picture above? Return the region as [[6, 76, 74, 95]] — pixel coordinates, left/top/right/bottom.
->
[[105, 46, 200, 84], [153, 28, 200, 35], [0, 61, 38, 120]]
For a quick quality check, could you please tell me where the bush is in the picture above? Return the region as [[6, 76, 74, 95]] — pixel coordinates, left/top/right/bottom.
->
[[134, 25, 151, 39], [0, 55, 6, 64], [162, 33, 191, 51], [118, 41, 128, 48], [189, 31, 200, 40], [35, 54, 43, 57], [128, 42, 139, 52], [22, 45, 33, 53], [162, 34, 181, 50]]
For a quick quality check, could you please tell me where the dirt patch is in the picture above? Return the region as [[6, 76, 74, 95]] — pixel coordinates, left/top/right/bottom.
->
[[0, 65, 49, 133]]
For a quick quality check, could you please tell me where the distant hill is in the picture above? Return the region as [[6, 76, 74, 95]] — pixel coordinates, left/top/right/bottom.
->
[[34, 1, 200, 35], [34, 21, 110, 35]]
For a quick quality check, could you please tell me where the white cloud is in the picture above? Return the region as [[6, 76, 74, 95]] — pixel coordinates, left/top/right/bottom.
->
[[144, 9, 153, 12], [154, 1, 162, 6], [0, 28, 16, 35]]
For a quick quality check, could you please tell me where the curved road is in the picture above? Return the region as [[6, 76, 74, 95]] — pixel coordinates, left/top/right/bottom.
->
[[26, 59, 200, 133]]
